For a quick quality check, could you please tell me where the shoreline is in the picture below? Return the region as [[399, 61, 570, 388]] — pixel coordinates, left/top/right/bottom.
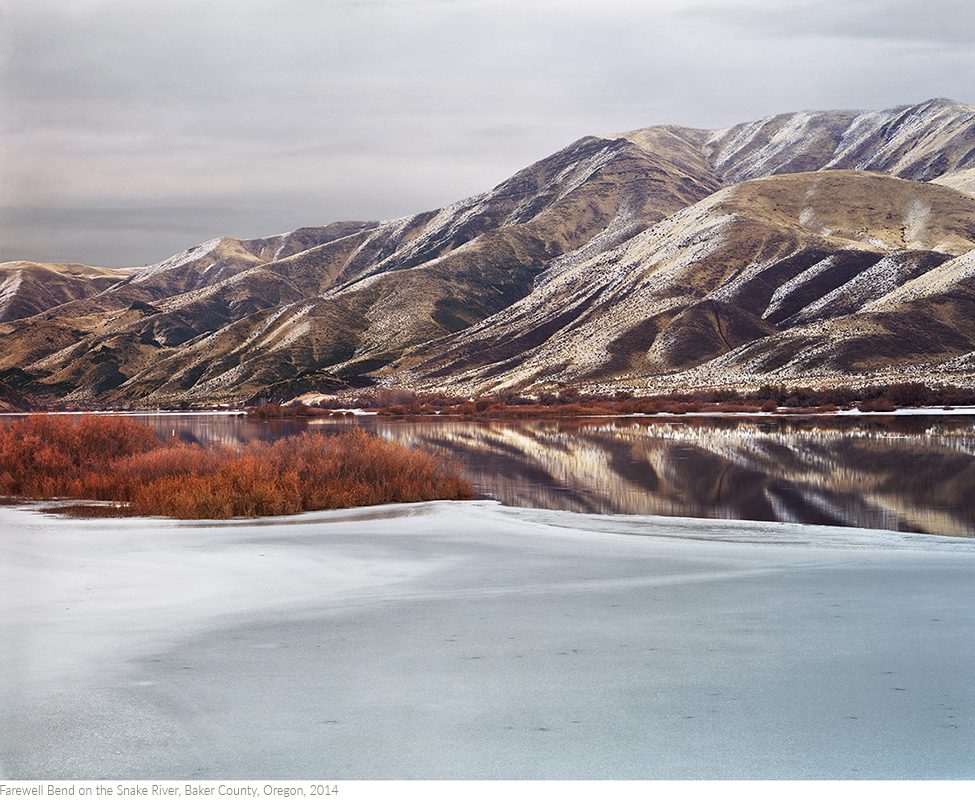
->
[[6, 404, 975, 420]]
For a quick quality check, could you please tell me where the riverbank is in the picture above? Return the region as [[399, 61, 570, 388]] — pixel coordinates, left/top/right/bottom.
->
[[2, 500, 973, 779]]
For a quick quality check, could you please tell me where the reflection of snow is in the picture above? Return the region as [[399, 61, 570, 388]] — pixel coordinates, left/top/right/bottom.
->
[[363, 417, 975, 535]]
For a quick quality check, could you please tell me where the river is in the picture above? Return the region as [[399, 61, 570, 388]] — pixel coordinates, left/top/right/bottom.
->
[[119, 410, 975, 537]]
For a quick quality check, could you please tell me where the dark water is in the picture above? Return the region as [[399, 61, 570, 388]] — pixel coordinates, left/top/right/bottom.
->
[[122, 411, 975, 537]]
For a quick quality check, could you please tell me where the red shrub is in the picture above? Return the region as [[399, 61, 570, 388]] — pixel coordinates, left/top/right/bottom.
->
[[0, 415, 472, 519], [0, 414, 162, 496], [884, 382, 930, 407], [860, 398, 897, 412], [633, 399, 660, 414]]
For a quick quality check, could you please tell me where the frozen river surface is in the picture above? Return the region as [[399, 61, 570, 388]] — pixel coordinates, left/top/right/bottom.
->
[[2, 500, 974, 779]]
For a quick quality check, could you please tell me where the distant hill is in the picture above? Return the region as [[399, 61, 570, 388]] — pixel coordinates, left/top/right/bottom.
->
[[4, 98, 975, 406], [0, 262, 131, 323]]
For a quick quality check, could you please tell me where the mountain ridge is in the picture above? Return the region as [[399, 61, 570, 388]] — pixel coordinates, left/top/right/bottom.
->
[[4, 98, 975, 406]]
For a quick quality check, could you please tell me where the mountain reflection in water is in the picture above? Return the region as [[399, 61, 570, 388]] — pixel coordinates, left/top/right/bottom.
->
[[137, 413, 975, 537]]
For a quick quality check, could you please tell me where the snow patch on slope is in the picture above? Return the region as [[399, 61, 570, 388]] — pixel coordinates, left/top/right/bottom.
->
[[0, 270, 23, 309], [903, 198, 933, 245], [861, 249, 975, 311], [797, 177, 832, 237], [130, 238, 223, 284]]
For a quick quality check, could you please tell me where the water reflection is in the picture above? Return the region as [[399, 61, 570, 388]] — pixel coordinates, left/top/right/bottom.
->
[[120, 412, 975, 537]]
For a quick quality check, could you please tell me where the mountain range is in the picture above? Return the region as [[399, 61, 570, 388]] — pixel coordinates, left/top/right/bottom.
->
[[3, 97, 975, 408]]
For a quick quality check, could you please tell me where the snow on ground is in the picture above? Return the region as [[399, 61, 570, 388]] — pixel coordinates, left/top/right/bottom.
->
[[1, 501, 974, 780]]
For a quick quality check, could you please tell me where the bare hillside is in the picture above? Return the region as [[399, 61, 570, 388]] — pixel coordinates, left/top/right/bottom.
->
[[5, 98, 975, 405]]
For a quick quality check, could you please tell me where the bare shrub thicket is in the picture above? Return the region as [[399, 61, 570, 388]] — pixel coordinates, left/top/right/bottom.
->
[[291, 380, 975, 418], [0, 415, 472, 519]]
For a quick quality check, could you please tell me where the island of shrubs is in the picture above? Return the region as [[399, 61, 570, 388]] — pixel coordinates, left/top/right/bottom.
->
[[0, 414, 472, 519], [250, 381, 975, 419]]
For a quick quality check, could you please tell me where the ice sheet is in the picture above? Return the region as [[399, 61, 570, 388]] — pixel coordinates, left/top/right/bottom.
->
[[1, 501, 973, 779]]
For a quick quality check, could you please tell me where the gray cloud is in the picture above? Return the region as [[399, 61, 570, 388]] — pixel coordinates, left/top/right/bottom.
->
[[683, 0, 975, 45], [1, 0, 972, 266]]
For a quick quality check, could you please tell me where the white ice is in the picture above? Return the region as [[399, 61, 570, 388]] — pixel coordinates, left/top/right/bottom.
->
[[1, 501, 973, 780]]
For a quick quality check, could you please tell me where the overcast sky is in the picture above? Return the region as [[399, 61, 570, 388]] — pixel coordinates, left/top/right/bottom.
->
[[1, 0, 973, 267]]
